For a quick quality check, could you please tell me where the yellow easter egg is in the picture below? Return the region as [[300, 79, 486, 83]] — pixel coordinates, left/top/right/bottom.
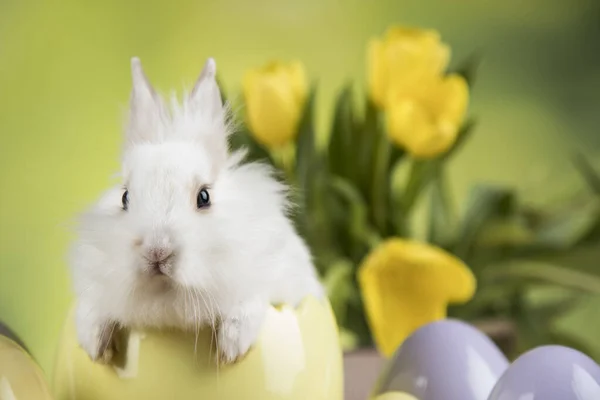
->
[[0, 335, 53, 400], [372, 392, 419, 400], [52, 296, 343, 400]]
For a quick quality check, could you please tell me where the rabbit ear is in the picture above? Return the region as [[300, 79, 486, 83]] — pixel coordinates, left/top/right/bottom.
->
[[188, 58, 224, 122], [126, 57, 167, 146]]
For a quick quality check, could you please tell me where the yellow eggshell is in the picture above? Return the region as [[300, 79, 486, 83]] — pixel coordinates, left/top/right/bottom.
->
[[0, 335, 53, 400], [372, 392, 419, 400], [52, 296, 343, 400]]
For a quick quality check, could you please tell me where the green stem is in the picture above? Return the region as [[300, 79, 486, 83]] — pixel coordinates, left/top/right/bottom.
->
[[272, 142, 297, 185], [437, 168, 455, 222], [401, 159, 439, 214], [427, 165, 455, 246], [330, 176, 382, 252]]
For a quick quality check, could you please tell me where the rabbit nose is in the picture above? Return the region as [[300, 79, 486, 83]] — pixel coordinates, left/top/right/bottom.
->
[[144, 246, 174, 276], [148, 247, 172, 262]]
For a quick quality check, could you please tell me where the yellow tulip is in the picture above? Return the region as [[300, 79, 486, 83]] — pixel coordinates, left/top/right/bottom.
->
[[367, 26, 450, 109], [358, 238, 476, 358], [242, 61, 308, 148], [386, 74, 469, 158]]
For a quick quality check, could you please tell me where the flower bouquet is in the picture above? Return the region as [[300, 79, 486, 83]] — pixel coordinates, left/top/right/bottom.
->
[[225, 25, 600, 359]]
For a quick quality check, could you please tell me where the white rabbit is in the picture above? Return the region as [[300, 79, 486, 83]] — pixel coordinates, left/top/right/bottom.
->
[[69, 57, 324, 365]]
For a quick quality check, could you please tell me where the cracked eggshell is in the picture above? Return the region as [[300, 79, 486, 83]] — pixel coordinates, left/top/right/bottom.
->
[[51, 296, 343, 400], [372, 319, 509, 400], [0, 335, 53, 400], [372, 392, 419, 400], [487, 345, 600, 400]]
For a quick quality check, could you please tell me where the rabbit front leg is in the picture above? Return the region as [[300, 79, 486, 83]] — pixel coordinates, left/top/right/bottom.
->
[[75, 300, 117, 364], [217, 298, 268, 364]]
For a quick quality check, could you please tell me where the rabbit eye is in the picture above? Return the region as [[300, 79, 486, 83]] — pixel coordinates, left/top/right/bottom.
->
[[197, 188, 210, 209], [122, 190, 129, 211]]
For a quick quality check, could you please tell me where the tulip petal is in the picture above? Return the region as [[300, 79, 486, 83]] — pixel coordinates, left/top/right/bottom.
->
[[386, 74, 468, 159], [386, 27, 449, 78], [373, 26, 451, 103], [246, 77, 300, 148], [437, 74, 469, 130], [358, 239, 476, 357], [366, 26, 454, 109], [288, 61, 308, 107], [242, 62, 308, 148], [386, 97, 444, 158], [385, 26, 441, 42]]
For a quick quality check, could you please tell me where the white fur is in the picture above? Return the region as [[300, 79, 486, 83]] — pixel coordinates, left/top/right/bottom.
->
[[70, 57, 323, 364]]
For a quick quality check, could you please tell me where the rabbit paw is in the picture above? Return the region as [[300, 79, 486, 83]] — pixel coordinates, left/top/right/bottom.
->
[[76, 309, 116, 364], [217, 300, 267, 365], [81, 322, 116, 364]]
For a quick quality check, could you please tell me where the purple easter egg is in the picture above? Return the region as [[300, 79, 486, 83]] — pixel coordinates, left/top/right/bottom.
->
[[372, 319, 509, 400], [488, 345, 600, 400]]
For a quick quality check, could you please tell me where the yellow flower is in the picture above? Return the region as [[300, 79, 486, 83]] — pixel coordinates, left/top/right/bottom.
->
[[358, 238, 476, 358], [367, 26, 450, 109], [386, 74, 469, 158], [242, 61, 308, 148]]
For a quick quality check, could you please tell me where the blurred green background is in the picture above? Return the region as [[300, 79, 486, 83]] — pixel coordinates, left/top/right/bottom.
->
[[1, 0, 600, 374]]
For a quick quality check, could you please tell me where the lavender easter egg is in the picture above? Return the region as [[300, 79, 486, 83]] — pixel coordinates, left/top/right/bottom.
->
[[372, 319, 509, 400], [488, 345, 600, 400]]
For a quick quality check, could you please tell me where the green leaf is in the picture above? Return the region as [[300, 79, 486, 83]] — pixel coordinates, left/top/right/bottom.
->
[[291, 85, 322, 245], [294, 85, 340, 268], [450, 51, 482, 88], [475, 216, 536, 248], [361, 101, 405, 235], [295, 84, 319, 198], [370, 130, 392, 233], [514, 289, 595, 357], [533, 197, 600, 249], [528, 294, 583, 324], [386, 146, 408, 236], [449, 282, 521, 320], [327, 84, 356, 181], [427, 167, 455, 247], [484, 261, 600, 294], [396, 121, 476, 237], [388, 145, 405, 176], [322, 258, 356, 325], [320, 186, 355, 259], [293, 170, 341, 268], [356, 98, 381, 202], [400, 159, 440, 215], [329, 175, 382, 252], [572, 152, 600, 194], [454, 184, 516, 261]]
